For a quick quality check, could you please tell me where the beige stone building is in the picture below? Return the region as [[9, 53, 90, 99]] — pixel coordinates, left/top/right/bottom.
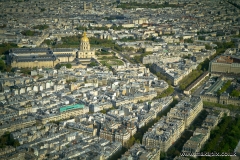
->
[[209, 55, 240, 74], [0, 117, 36, 136], [142, 116, 185, 152], [167, 97, 203, 128], [36, 105, 88, 125], [9, 48, 75, 68]]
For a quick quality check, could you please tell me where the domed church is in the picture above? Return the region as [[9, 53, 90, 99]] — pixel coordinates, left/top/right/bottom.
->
[[77, 31, 95, 58]]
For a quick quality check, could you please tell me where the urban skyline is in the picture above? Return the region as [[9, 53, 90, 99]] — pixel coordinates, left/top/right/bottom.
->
[[0, 0, 240, 159]]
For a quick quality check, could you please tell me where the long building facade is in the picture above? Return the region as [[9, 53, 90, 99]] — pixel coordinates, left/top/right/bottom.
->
[[209, 55, 240, 74]]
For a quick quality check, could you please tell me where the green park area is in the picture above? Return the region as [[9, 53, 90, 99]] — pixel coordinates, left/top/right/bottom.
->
[[96, 50, 113, 56], [199, 115, 240, 160], [98, 56, 124, 68], [100, 59, 124, 67]]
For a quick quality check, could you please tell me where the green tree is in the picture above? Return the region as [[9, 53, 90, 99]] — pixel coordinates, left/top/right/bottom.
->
[[198, 36, 205, 40], [126, 136, 135, 148], [33, 24, 49, 30], [184, 38, 194, 43], [40, 8, 45, 12], [43, 39, 52, 45], [205, 44, 212, 50], [0, 24, 6, 28], [100, 109, 107, 114], [0, 43, 18, 55], [75, 26, 88, 31], [21, 30, 41, 36], [230, 90, 240, 97], [88, 61, 98, 67], [0, 60, 6, 71], [65, 63, 72, 68]]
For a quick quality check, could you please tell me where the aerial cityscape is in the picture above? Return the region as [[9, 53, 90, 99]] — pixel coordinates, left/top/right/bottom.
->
[[0, 0, 240, 159]]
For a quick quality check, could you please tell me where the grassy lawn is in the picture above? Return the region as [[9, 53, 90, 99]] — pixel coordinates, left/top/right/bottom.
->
[[100, 59, 124, 68]]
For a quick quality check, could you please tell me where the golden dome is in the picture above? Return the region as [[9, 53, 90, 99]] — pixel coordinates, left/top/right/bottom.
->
[[81, 31, 89, 42]]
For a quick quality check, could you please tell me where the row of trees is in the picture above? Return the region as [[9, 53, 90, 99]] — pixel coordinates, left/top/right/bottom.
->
[[203, 101, 239, 111], [179, 70, 203, 90], [153, 86, 175, 99], [217, 80, 231, 95]]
